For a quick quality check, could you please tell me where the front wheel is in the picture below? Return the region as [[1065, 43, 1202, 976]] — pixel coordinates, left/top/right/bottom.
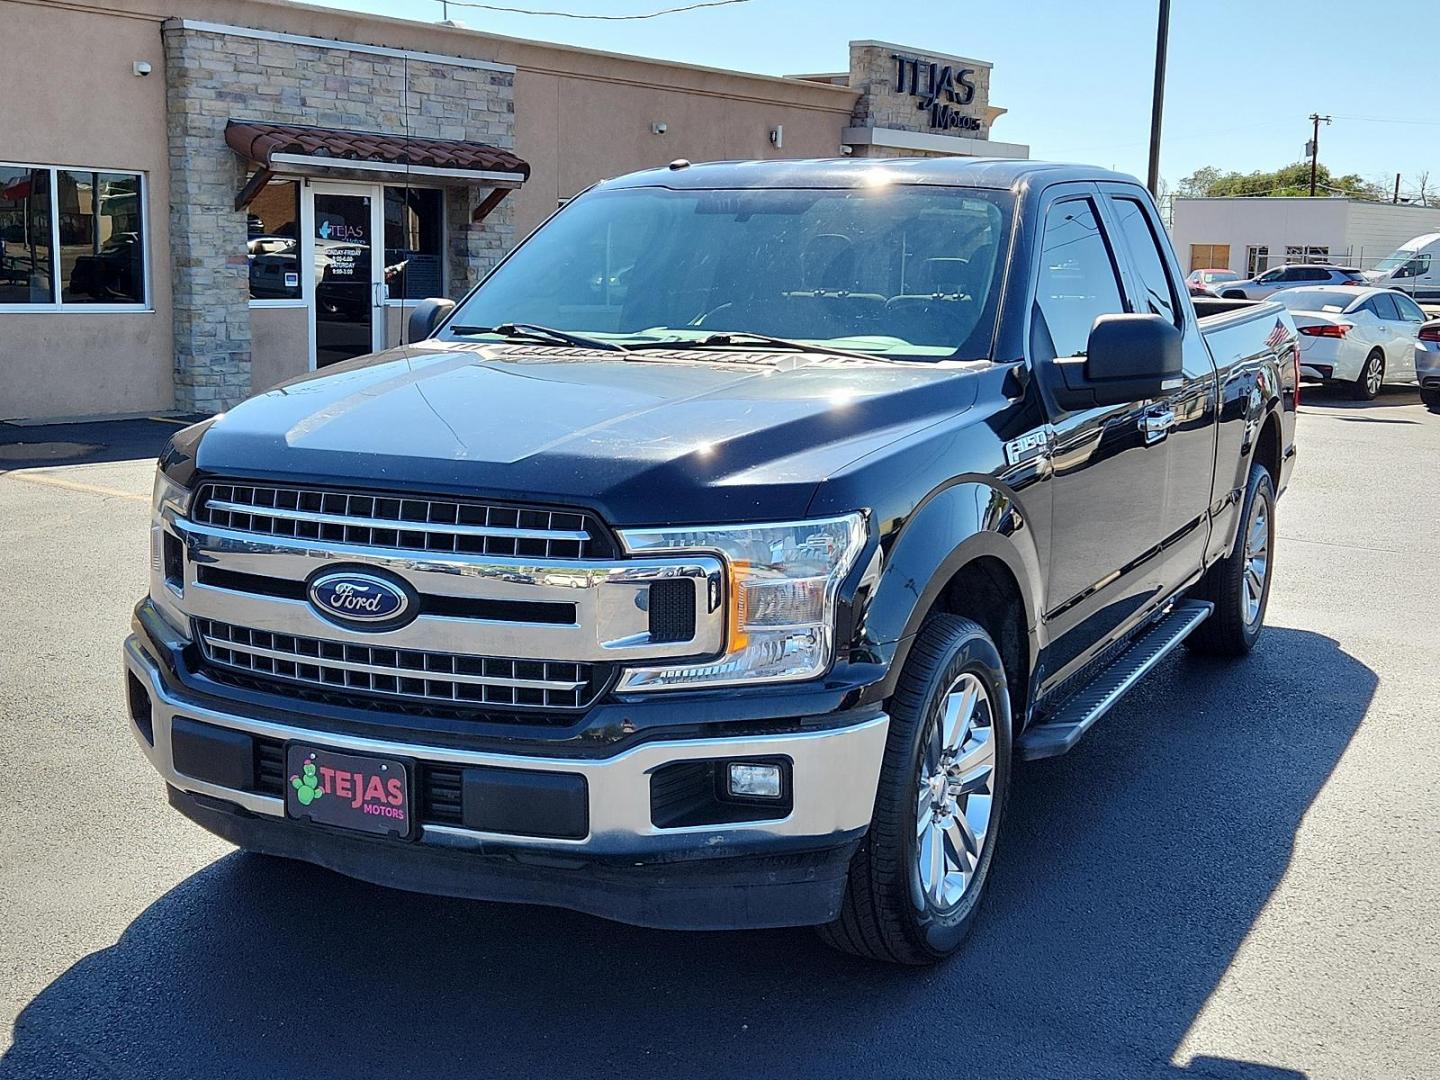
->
[[1353, 350, 1385, 400], [818, 614, 1012, 965], [1186, 462, 1276, 656]]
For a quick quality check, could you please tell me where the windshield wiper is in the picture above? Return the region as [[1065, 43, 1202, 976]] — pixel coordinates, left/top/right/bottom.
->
[[628, 331, 893, 363], [447, 322, 630, 353]]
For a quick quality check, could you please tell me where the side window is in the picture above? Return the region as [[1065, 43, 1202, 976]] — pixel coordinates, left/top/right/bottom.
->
[[1370, 293, 1401, 321], [1394, 294, 1426, 322], [1108, 196, 1178, 325], [1034, 198, 1125, 359]]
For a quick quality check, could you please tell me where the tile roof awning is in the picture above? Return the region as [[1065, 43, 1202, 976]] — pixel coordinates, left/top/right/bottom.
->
[[225, 119, 530, 192]]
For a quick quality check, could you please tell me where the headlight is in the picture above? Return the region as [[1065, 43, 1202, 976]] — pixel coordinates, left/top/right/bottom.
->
[[616, 512, 867, 691], [151, 467, 192, 517]]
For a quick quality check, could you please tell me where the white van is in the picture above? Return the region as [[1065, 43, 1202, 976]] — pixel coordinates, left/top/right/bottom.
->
[[1367, 234, 1440, 300]]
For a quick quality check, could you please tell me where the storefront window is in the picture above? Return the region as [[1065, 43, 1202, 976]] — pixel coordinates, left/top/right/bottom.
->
[[0, 167, 54, 305], [58, 170, 146, 304], [384, 187, 444, 300], [248, 180, 302, 301]]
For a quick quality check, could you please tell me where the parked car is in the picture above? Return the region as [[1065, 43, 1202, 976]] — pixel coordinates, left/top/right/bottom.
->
[[1187, 268, 1241, 292], [1366, 233, 1440, 300], [1274, 286, 1428, 399], [1419, 317, 1440, 412], [126, 160, 1297, 965], [1219, 264, 1367, 300]]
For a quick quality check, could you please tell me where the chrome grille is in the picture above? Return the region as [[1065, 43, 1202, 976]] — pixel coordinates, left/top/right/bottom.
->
[[195, 618, 604, 711], [192, 482, 598, 560]]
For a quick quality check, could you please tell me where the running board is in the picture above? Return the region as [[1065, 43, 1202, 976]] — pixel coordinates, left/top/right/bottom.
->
[[1018, 600, 1214, 760]]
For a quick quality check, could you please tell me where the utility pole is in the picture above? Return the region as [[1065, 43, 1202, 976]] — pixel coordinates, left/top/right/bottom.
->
[[1394, 173, 1402, 204], [1146, 0, 1171, 197], [1307, 113, 1331, 197]]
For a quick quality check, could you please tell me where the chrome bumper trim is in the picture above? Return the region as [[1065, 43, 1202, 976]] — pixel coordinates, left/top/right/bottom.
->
[[124, 635, 889, 853]]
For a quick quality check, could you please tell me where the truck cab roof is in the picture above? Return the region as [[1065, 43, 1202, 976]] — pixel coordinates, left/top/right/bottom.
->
[[598, 157, 1141, 193]]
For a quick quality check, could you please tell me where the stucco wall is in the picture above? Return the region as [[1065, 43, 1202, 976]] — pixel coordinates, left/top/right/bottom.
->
[[506, 54, 858, 240], [249, 305, 308, 393], [0, 1, 173, 420]]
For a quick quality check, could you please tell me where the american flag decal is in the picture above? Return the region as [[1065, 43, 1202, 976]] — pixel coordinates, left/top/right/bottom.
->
[[1265, 318, 1291, 350]]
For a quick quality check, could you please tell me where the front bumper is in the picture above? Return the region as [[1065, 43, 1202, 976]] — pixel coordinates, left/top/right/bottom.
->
[[123, 625, 889, 929]]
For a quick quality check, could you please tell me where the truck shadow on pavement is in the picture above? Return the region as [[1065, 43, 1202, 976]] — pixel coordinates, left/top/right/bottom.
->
[[2, 628, 1372, 1080]]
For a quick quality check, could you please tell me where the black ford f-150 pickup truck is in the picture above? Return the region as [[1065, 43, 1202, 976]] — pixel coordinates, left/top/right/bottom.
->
[[126, 159, 1297, 964]]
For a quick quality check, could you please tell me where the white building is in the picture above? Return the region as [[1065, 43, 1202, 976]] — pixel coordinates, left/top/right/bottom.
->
[[1170, 197, 1440, 277]]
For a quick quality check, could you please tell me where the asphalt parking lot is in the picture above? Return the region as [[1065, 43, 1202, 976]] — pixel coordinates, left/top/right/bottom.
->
[[1, 390, 1437, 1080]]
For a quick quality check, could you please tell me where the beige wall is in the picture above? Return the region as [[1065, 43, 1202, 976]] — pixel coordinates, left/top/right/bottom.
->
[[505, 51, 858, 240], [0, 1, 173, 419], [250, 305, 309, 393]]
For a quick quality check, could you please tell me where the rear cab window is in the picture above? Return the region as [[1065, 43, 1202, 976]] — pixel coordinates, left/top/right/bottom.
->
[[1106, 194, 1179, 326]]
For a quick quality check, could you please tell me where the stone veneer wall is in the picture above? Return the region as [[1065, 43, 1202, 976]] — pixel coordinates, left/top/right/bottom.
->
[[847, 42, 994, 147], [161, 22, 516, 411]]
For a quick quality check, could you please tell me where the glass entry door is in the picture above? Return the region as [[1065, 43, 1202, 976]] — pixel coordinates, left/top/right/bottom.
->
[[305, 184, 384, 367]]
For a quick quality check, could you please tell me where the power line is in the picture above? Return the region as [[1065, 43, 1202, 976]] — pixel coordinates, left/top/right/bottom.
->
[[434, 0, 753, 19]]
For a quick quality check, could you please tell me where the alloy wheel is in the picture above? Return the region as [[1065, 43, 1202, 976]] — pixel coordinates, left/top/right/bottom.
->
[[1366, 355, 1384, 397], [1242, 498, 1270, 627], [912, 672, 997, 912]]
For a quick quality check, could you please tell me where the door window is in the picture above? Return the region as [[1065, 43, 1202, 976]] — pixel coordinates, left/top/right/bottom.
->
[[1108, 196, 1178, 325], [1369, 292, 1401, 321], [1393, 293, 1426, 322], [313, 191, 377, 367], [1034, 198, 1125, 359]]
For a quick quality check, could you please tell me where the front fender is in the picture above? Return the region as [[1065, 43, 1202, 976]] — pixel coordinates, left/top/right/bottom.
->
[[853, 480, 1043, 702]]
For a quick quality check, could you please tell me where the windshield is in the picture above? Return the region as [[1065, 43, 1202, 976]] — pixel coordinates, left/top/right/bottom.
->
[[1275, 289, 1351, 313], [442, 184, 1013, 360], [1205, 270, 1239, 282], [1372, 248, 1417, 273]]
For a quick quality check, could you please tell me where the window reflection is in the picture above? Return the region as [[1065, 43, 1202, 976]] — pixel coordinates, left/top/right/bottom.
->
[[58, 170, 145, 304], [0, 168, 53, 304], [384, 187, 444, 300], [248, 180, 302, 300]]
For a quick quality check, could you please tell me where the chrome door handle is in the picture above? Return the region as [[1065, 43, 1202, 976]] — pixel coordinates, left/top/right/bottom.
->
[[1140, 407, 1176, 444]]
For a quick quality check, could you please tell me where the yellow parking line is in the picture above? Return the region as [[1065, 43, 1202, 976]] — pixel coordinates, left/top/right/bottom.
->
[[3, 470, 148, 502]]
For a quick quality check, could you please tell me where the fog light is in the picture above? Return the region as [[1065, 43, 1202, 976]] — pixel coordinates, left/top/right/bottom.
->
[[728, 762, 783, 799]]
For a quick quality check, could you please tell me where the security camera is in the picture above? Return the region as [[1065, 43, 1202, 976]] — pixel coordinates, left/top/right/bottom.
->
[[651, 122, 668, 136], [133, 60, 153, 77]]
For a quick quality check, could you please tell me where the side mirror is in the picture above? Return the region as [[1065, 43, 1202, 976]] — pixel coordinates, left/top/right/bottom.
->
[[407, 298, 455, 343], [1051, 313, 1183, 410]]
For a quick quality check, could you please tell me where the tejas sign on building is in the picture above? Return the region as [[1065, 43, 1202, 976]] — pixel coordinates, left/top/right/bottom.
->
[[891, 53, 981, 132]]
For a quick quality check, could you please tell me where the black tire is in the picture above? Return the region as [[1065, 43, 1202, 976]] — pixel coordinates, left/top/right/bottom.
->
[[818, 614, 1012, 965], [1421, 387, 1440, 414], [1186, 462, 1276, 656], [1352, 350, 1385, 400], [1221, 290, 1248, 300]]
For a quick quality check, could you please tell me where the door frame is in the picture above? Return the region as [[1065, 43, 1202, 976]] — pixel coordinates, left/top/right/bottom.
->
[[301, 179, 386, 370]]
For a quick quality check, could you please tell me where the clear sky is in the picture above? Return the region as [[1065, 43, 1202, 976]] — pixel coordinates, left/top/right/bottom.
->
[[309, 0, 1440, 199]]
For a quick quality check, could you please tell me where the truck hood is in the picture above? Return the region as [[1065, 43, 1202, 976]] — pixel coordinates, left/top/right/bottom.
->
[[188, 341, 982, 526]]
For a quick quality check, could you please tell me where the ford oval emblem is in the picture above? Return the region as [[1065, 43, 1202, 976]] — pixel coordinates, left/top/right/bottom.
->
[[308, 571, 411, 626]]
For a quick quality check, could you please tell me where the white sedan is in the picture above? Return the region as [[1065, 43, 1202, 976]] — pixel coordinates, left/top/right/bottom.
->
[[1273, 286, 1428, 400]]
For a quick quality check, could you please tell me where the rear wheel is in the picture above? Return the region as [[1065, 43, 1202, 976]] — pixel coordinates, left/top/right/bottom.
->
[[1421, 386, 1440, 414], [1353, 350, 1385, 400], [818, 615, 1011, 965], [1186, 462, 1276, 656]]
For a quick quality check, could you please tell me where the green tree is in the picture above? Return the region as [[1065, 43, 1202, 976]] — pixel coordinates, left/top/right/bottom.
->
[[1177, 162, 1385, 200]]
